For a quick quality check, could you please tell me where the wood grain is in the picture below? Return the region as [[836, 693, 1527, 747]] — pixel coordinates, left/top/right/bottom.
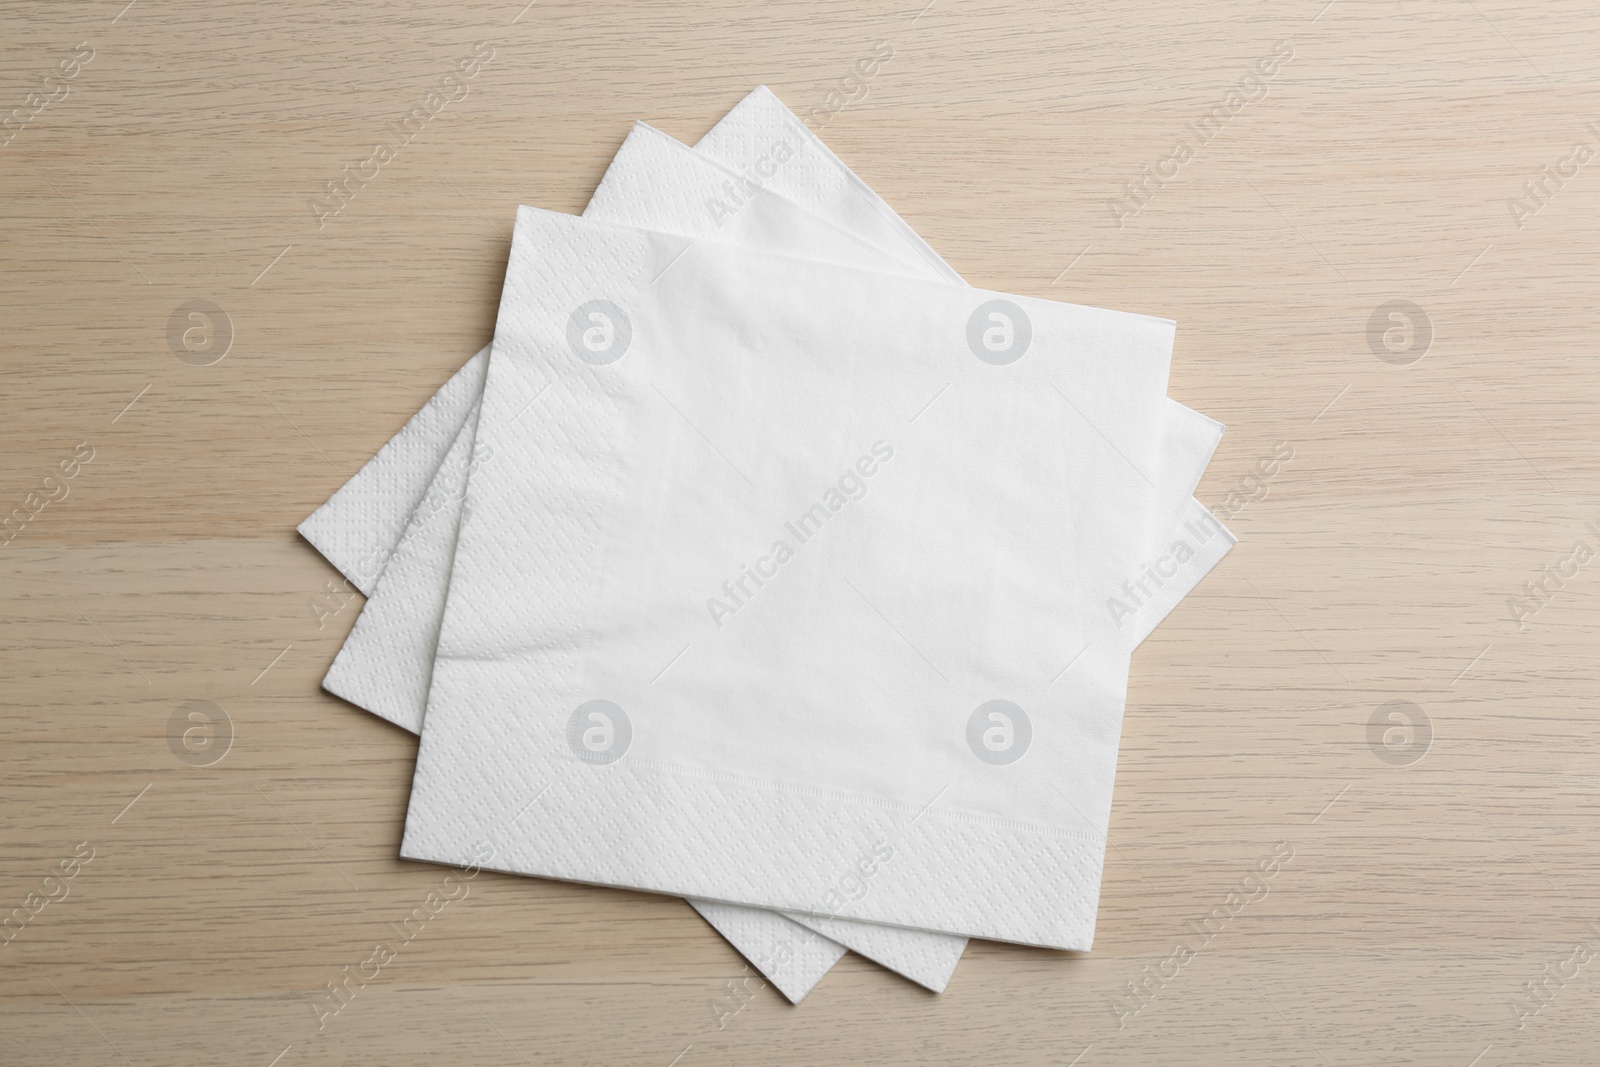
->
[[4, 0, 1599, 1063]]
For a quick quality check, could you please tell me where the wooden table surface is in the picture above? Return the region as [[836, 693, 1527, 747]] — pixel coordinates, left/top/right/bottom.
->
[[5, 1, 1599, 1063]]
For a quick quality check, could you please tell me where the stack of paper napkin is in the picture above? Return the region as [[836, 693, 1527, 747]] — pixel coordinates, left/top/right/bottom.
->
[[299, 86, 1235, 1002]]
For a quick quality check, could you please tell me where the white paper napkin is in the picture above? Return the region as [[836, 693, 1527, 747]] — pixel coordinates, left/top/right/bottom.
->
[[299, 88, 1226, 602], [298, 351, 487, 596], [302, 93, 1233, 992], [398, 204, 1179, 949], [325, 119, 1226, 718], [325, 127, 1220, 978], [321, 124, 977, 996]]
